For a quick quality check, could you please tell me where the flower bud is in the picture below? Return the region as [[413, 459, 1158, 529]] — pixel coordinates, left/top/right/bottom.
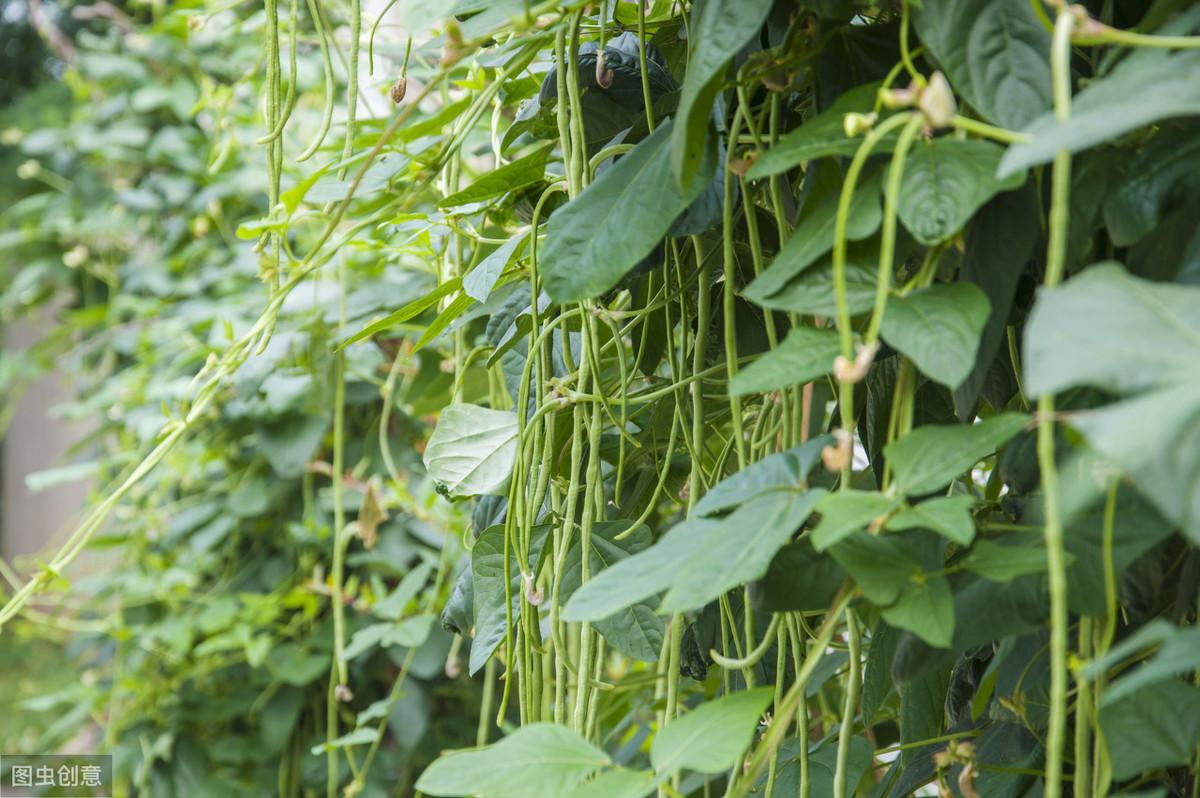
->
[[918, 71, 957, 129], [843, 112, 877, 138], [335, 684, 354, 702], [389, 76, 407, 105]]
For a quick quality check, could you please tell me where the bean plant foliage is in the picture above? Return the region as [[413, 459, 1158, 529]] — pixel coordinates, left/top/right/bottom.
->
[[2, 0, 1199, 796]]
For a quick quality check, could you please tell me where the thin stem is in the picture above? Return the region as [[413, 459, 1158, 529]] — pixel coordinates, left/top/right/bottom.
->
[[1039, 11, 1077, 798]]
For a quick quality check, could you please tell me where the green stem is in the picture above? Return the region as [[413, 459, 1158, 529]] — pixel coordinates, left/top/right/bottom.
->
[[1039, 11, 1077, 798], [833, 609, 861, 798]]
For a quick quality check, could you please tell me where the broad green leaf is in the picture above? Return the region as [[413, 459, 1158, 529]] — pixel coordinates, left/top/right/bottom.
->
[[746, 237, 879, 316], [1099, 679, 1200, 780], [561, 769, 655, 798], [884, 413, 1028, 495], [469, 524, 550, 675], [881, 575, 955, 648], [416, 723, 609, 798], [661, 489, 826, 611], [896, 138, 1024, 246], [880, 283, 991, 390], [671, 0, 773, 189], [751, 735, 874, 797], [886, 495, 976, 545], [1081, 621, 1200, 705], [1071, 383, 1200, 544], [562, 519, 709, 623], [999, 47, 1200, 176], [743, 170, 884, 300], [729, 325, 842, 396], [266, 643, 329, 686], [830, 534, 920, 605], [695, 435, 831, 516], [1022, 265, 1200, 540], [1024, 263, 1200, 396], [463, 233, 527, 302], [755, 540, 847, 613], [962, 540, 1056, 582], [423, 404, 519, 498], [558, 522, 664, 662], [914, 0, 1051, 130], [650, 688, 773, 776], [810, 490, 902, 551], [437, 143, 553, 208], [747, 82, 893, 179], [1102, 123, 1200, 247], [540, 119, 714, 303]]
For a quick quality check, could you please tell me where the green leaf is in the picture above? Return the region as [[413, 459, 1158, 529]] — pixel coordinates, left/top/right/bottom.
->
[[1024, 263, 1200, 396], [1102, 123, 1200, 247], [561, 769, 655, 798], [437, 142, 553, 208], [562, 519, 708, 623], [415, 723, 610, 798], [1099, 679, 1200, 780], [747, 82, 894, 179], [881, 575, 955, 648], [884, 413, 1027, 495], [650, 688, 773, 776], [463, 233, 527, 302], [660, 489, 826, 612], [1082, 620, 1200, 705], [880, 282, 991, 390], [338, 277, 461, 349], [469, 524, 550, 675], [999, 47, 1200, 176], [754, 540, 847, 613], [1022, 264, 1200, 540], [423, 404, 519, 498], [341, 615, 435, 662], [743, 170, 884, 301], [745, 237, 880, 316], [830, 534, 920, 606], [886, 495, 976, 545], [895, 138, 1025, 246], [962, 540, 1055, 582], [1071, 383, 1200, 545], [729, 325, 842, 396], [671, 0, 774, 190], [558, 522, 664, 662], [540, 119, 714, 303], [695, 435, 831, 516], [810, 490, 902, 551], [953, 183, 1040, 418], [913, 0, 1051, 130]]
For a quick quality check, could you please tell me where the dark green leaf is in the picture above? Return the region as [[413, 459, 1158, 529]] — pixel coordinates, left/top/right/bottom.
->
[[729, 325, 842, 396], [887, 495, 976, 545], [540, 119, 715, 302], [671, 0, 774, 189], [884, 413, 1028, 495], [650, 687, 773, 776], [914, 0, 1051, 130], [1099, 679, 1200, 780], [810, 490, 902, 551], [896, 138, 1025, 246], [880, 282, 992, 390], [416, 723, 609, 798]]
